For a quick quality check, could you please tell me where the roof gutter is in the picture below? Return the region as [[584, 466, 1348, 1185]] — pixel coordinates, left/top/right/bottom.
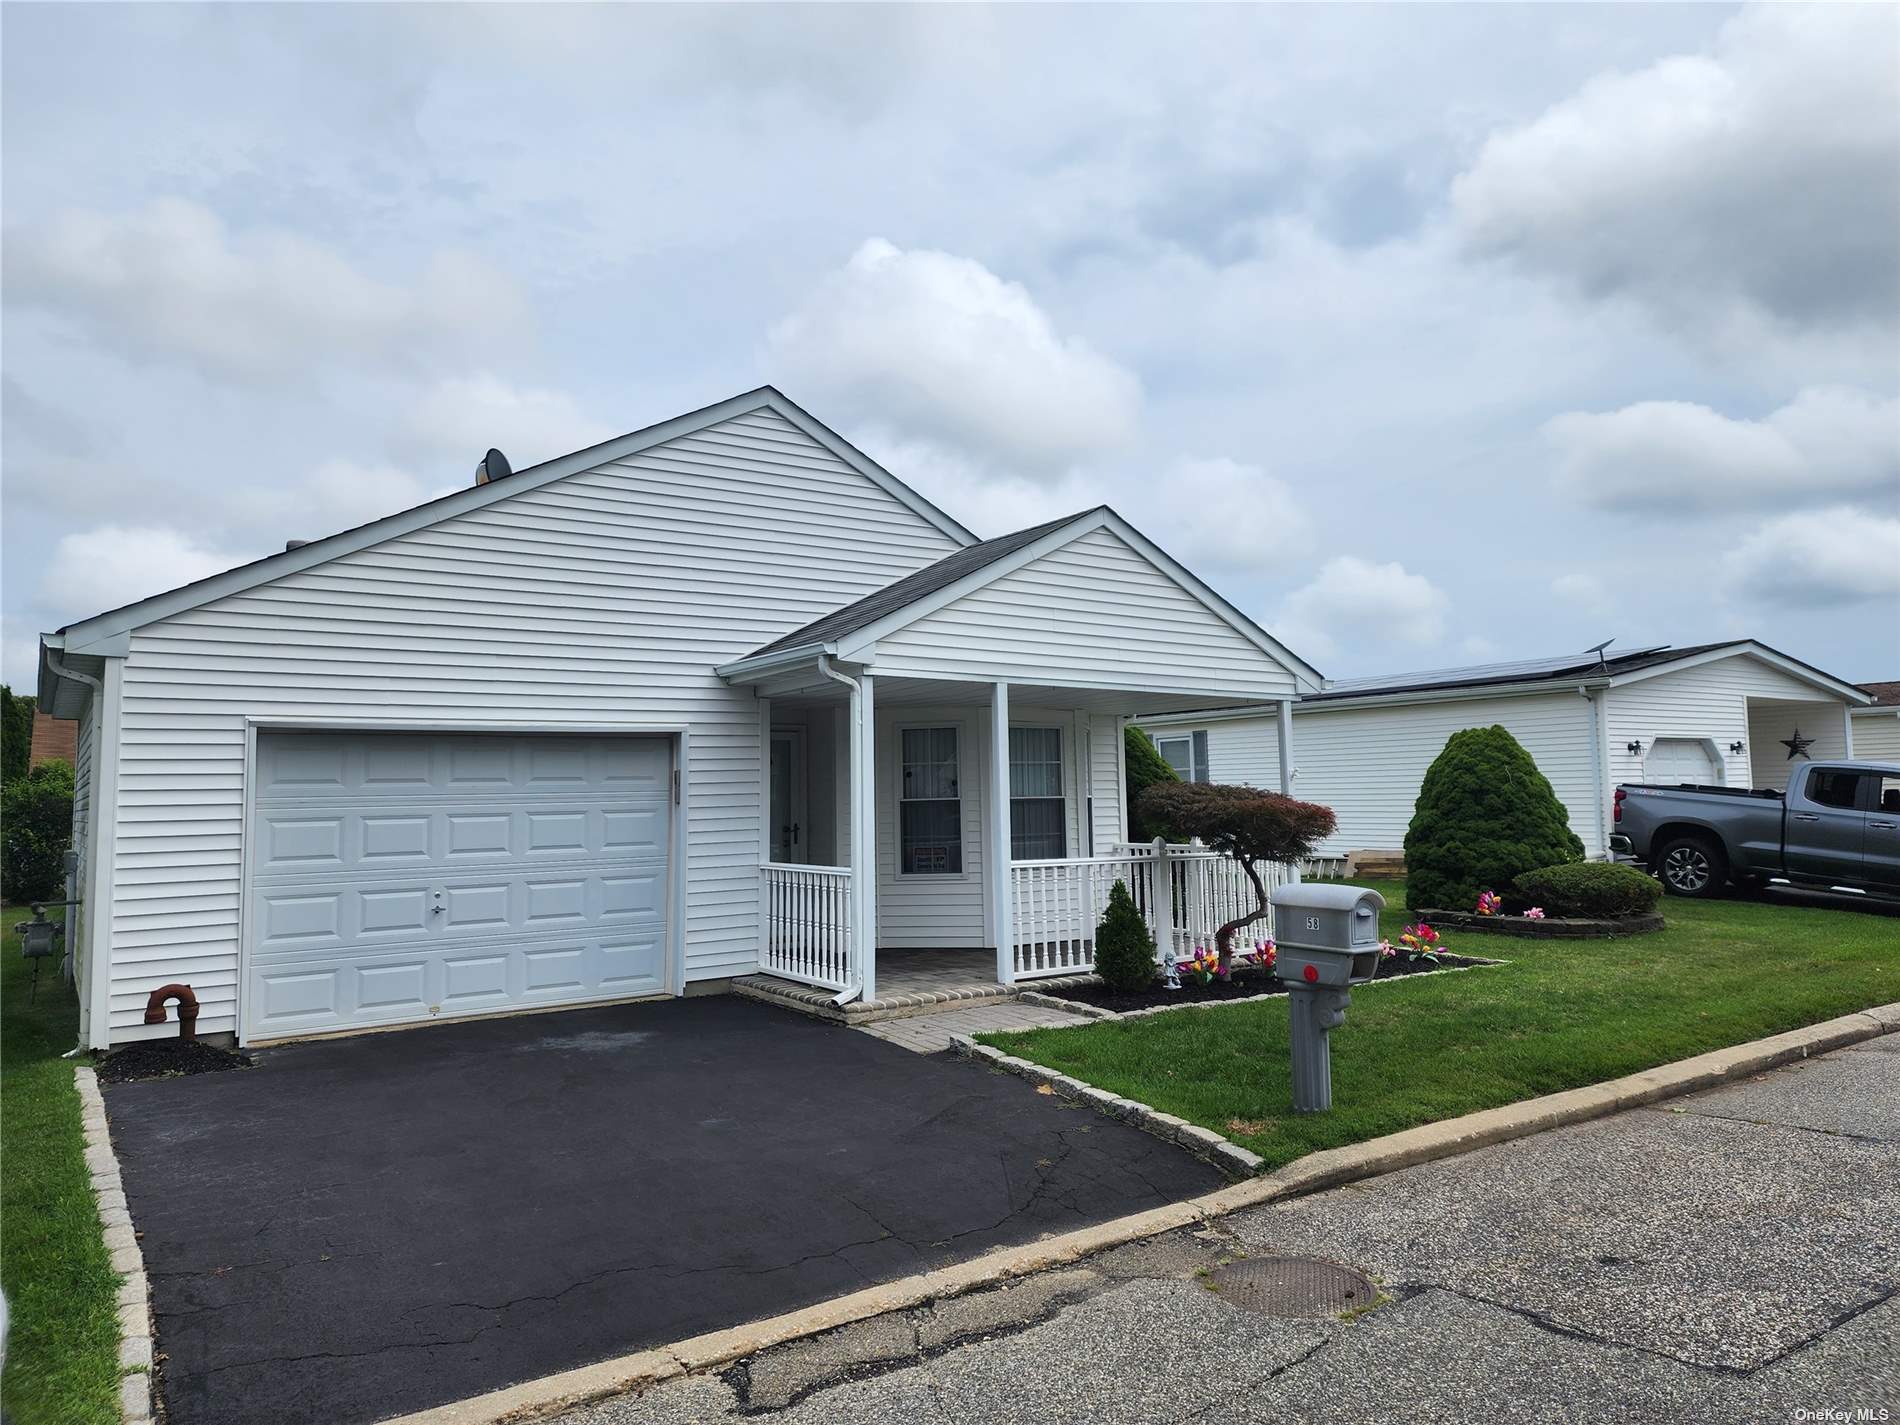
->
[[715, 642, 840, 685]]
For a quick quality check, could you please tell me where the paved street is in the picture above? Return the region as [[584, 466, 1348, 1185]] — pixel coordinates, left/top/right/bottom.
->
[[560, 1037, 1899, 1425]]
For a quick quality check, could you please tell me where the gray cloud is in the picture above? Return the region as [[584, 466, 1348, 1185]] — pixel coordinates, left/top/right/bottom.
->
[[1454, 6, 1900, 343]]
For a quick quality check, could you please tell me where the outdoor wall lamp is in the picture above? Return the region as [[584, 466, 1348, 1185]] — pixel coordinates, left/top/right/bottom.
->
[[1730, 741, 1746, 754], [1626, 740, 1642, 755]]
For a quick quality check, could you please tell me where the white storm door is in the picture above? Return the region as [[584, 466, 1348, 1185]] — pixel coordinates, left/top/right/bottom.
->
[[246, 731, 670, 1040]]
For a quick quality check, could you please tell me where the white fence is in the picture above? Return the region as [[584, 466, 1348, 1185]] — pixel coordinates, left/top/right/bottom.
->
[[759, 863, 853, 991], [1008, 840, 1299, 981]]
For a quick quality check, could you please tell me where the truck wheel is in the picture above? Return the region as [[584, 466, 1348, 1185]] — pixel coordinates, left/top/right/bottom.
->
[[1656, 836, 1727, 898]]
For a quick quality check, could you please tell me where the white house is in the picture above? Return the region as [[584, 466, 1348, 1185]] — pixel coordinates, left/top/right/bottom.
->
[[1136, 642, 1872, 864], [1853, 682, 1900, 763], [39, 387, 1322, 1049]]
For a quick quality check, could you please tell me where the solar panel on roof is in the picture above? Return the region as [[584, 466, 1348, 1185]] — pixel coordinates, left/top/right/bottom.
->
[[1321, 645, 1670, 696]]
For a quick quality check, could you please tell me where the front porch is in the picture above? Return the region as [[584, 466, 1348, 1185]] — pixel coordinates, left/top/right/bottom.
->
[[712, 504, 1322, 1011]]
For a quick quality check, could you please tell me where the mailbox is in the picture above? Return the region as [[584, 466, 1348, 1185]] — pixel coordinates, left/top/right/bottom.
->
[[1268, 883, 1387, 1114], [1272, 883, 1385, 988]]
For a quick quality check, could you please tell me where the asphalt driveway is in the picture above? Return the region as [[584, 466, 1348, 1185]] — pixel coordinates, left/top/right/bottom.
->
[[104, 995, 1221, 1425]]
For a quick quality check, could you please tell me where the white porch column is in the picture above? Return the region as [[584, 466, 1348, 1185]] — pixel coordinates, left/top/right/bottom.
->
[[990, 680, 1015, 984], [1277, 698, 1294, 795], [851, 675, 877, 1002], [756, 696, 772, 971], [1843, 703, 1855, 758]]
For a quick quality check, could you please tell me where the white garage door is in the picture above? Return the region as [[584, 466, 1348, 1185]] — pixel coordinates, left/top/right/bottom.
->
[[245, 731, 671, 1040], [1644, 737, 1720, 786]]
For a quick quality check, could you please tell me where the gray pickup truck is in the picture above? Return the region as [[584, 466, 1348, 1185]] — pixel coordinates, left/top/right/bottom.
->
[[1610, 761, 1900, 899]]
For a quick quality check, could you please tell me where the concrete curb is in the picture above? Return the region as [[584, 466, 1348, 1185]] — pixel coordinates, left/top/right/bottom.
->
[[377, 1000, 1899, 1425], [75, 1065, 155, 1424]]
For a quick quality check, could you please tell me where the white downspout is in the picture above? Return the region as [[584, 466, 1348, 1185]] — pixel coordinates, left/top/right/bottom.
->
[[45, 650, 106, 1051], [1583, 683, 1610, 861], [817, 655, 871, 1004]]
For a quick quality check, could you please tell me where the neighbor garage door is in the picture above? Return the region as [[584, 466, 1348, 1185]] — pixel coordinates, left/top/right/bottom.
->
[[245, 731, 671, 1040], [1643, 737, 1720, 786]]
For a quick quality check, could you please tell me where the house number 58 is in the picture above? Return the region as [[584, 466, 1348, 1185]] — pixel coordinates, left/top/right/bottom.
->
[[1304, 915, 1321, 931]]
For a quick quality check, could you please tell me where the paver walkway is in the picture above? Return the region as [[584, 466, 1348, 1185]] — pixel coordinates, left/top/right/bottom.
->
[[560, 1036, 1899, 1425], [855, 1000, 1093, 1053]]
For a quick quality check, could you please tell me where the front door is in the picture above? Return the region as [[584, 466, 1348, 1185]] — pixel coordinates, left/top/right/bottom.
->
[[769, 731, 808, 863]]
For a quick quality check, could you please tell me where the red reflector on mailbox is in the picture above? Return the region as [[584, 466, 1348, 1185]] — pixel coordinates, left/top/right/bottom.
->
[[1303, 964, 1319, 983]]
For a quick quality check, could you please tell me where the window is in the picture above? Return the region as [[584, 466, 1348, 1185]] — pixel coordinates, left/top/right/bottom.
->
[[1878, 775, 1900, 817], [900, 727, 962, 874], [1156, 730, 1210, 783], [1807, 769, 1864, 810], [1010, 726, 1067, 859]]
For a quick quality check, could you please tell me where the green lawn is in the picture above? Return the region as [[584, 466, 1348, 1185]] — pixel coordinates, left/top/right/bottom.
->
[[1, 905, 122, 1425], [984, 879, 1900, 1172]]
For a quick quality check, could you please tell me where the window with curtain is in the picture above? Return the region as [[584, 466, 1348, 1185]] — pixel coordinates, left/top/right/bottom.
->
[[899, 727, 962, 873], [1010, 726, 1066, 859], [1156, 731, 1210, 783]]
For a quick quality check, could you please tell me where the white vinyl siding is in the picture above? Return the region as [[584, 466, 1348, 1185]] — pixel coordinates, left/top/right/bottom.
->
[[102, 408, 961, 1041], [1141, 690, 1602, 858], [1852, 712, 1900, 763], [1603, 657, 1849, 795], [1142, 651, 1857, 868], [1089, 714, 1124, 854], [871, 527, 1297, 700], [71, 696, 98, 1041]]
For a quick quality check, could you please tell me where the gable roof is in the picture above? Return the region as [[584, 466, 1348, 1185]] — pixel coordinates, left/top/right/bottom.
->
[[1300, 639, 1868, 707], [751, 510, 1093, 657], [43, 386, 976, 658], [724, 505, 1326, 690]]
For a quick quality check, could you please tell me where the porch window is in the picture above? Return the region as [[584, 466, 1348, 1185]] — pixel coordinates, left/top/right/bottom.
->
[[1010, 726, 1067, 860], [900, 727, 962, 874], [1156, 730, 1210, 783]]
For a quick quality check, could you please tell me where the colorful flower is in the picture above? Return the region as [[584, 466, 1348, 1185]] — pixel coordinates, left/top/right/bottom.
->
[[1523, 906, 1546, 920], [1476, 891, 1502, 916], [1399, 922, 1445, 963], [1378, 939, 1396, 959], [1183, 945, 1220, 985]]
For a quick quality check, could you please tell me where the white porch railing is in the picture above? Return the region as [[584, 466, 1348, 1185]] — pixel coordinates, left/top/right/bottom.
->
[[1008, 840, 1300, 981], [759, 863, 853, 991]]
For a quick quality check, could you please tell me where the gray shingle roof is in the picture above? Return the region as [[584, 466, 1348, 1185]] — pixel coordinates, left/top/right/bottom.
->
[[1302, 641, 1742, 703], [748, 509, 1099, 658]]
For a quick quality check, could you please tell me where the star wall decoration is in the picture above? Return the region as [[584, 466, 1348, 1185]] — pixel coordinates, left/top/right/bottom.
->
[[1781, 728, 1815, 760]]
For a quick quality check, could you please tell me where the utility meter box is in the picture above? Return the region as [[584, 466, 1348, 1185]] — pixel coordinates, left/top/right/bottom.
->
[[1271, 883, 1385, 988]]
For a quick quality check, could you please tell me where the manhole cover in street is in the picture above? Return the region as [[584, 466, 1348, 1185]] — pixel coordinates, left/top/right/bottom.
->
[[1205, 1257, 1377, 1317]]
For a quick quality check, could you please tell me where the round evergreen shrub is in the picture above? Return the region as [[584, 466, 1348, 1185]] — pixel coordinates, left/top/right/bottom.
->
[[1093, 879, 1158, 992], [1513, 862, 1662, 919], [1123, 726, 1178, 842], [1403, 725, 1584, 914]]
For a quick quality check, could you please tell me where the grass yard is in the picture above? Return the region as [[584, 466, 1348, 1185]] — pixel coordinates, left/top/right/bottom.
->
[[983, 879, 1900, 1173], [1, 904, 122, 1425]]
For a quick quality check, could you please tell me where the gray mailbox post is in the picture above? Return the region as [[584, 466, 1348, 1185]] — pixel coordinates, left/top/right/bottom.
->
[[1269, 883, 1386, 1113]]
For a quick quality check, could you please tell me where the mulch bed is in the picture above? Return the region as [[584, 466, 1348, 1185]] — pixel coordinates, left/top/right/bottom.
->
[[96, 1038, 254, 1085], [1416, 908, 1665, 938], [1044, 954, 1493, 1015]]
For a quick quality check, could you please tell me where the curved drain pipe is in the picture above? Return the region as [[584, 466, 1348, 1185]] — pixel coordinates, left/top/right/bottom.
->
[[143, 984, 200, 1040], [816, 654, 866, 1007]]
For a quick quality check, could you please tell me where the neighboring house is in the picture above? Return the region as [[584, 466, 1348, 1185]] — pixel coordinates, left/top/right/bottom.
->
[[1853, 682, 1900, 763], [29, 707, 77, 768], [1137, 642, 1871, 863], [39, 387, 1322, 1049]]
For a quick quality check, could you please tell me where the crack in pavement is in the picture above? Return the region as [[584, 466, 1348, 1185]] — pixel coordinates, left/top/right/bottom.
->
[[1651, 1103, 1899, 1146]]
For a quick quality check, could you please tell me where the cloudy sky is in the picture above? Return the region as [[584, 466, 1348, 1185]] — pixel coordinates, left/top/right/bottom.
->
[[4, 3, 1896, 688]]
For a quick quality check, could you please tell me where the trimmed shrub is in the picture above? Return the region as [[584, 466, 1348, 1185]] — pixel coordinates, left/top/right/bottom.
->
[[1134, 782, 1337, 970], [1404, 725, 1584, 914], [2, 759, 75, 904], [1514, 862, 1662, 920], [1124, 726, 1178, 841], [1093, 879, 1157, 992], [1, 684, 33, 783]]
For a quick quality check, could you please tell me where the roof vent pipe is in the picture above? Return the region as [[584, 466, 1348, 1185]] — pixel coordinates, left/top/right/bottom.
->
[[475, 448, 512, 486]]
